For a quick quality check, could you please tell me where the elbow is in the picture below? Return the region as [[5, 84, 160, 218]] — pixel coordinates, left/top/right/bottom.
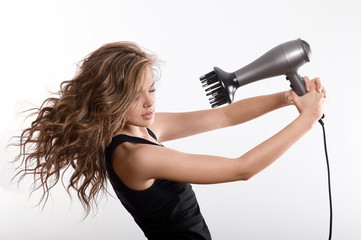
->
[[239, 172, 254, 181], [235, 157, 257, 181], [235, 167, 254, 181]]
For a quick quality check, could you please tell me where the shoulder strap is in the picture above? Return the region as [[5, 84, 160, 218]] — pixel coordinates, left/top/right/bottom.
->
[[113, 134, 159, 146], [147, 128, 157, 140], [105, 129, 162, 163]]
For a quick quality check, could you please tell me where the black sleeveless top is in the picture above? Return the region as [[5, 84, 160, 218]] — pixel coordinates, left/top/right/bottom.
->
[[105, 129, 211, 240]]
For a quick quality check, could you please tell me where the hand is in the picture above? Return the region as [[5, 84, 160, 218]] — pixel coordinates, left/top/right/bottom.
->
[[288, 76, 327, 122], [303, 76, 327, 97]]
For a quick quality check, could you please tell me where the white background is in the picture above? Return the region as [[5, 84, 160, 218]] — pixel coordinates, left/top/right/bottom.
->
[[1, 0, 360, 239]]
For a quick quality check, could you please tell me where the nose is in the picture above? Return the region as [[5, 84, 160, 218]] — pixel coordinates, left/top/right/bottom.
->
[[143, 93, 154, 108]]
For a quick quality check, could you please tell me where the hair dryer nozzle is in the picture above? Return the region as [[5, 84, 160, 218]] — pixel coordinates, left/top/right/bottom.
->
[[199, 67, 239, 108]]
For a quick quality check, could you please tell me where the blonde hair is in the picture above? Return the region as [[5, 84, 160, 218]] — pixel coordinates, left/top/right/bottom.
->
[[13, 42, 159, 216]]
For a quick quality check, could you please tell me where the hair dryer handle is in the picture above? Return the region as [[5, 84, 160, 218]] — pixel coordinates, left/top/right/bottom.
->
[[286, 72, 307, 96], [287, 72, 325, 122]]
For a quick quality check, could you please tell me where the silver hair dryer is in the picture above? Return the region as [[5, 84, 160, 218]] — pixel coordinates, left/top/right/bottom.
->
[[200, 38, 311, 108]]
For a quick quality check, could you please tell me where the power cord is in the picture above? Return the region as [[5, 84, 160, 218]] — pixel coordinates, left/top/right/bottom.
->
[[318, 118, 332, 240]]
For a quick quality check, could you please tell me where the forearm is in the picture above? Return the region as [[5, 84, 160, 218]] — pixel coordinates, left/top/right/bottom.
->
[[237, 114, 315, 180], [223, 91, 291, 126]]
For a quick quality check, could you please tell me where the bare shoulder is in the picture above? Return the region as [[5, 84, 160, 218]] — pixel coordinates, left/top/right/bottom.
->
[[112, 141, 164, 165], [113, 143, 183, 180], [117, 143, 180, 174], [111, 142, 161, 190]]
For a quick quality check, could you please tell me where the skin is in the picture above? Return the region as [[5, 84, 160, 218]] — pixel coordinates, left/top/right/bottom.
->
[[114, 68, 327, 190]]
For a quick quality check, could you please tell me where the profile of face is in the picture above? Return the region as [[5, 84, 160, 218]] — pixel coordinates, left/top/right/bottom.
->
[[125, 67, 156, 128]]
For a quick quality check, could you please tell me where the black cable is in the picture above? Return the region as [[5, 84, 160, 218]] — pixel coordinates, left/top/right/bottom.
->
[[319, 119, 332, 240]]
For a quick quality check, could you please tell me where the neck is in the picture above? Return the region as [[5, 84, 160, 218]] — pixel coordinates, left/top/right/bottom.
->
[[121, 125, 149, 138]]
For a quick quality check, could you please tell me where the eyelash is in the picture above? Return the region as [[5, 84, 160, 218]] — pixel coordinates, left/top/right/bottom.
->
[[133, 88, 155, 102]]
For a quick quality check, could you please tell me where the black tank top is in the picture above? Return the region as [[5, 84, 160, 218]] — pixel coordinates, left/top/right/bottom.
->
[[105, 128, 212, 240]]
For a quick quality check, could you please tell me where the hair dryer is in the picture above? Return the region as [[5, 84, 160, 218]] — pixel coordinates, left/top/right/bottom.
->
[[200, 38, 311, 108], [199, 39, 332, 239]]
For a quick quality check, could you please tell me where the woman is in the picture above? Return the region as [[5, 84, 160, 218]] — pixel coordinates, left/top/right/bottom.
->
[[14, 42, 326, 239]]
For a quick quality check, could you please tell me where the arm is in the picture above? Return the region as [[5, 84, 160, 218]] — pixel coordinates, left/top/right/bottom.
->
[[115, 80, 326, 186], [151, 91, 291, 142], [222, 91, 291, 126], [117, 112, 317, 186]]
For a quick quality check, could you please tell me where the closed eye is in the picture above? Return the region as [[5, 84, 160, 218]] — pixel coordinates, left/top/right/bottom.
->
[[149, 81, 156, 92]]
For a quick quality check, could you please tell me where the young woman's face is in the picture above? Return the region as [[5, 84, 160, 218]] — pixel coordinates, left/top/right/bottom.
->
[[125, 68, 156, 128]]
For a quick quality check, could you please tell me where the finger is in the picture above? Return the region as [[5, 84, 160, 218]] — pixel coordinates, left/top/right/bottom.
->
[[303, 76, 310, 91], [287, 90, 294, 104], [289, 90, 298, 101], [314, 77, 322, 92], [288, 90, 299, 105], [321, 86, 327, 98], [316, 78, 327, 97]]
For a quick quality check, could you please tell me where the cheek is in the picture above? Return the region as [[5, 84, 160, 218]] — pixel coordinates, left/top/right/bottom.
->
[[149, 93, 156, 107], [127, 102, 140, 119]]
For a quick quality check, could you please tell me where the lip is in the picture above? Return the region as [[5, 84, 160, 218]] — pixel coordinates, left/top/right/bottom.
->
[[142, 110, 154, 120]]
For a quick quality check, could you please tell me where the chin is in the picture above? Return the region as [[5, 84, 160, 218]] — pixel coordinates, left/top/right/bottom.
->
[[141, 119, 154, 127]]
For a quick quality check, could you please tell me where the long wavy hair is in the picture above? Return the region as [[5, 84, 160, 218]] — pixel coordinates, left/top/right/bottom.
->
[[13, 42, 159, 216]]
